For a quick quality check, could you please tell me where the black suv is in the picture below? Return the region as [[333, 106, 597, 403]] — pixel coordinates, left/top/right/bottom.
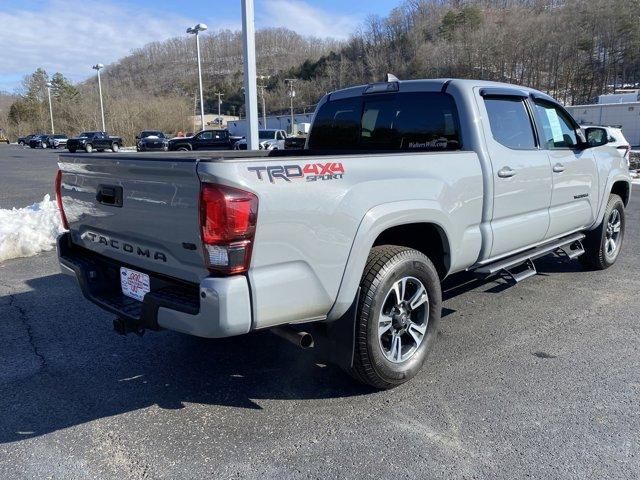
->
[[29, 134, 51, 148], [167, 129, 232, 151], [18, 134, 41, 146], [136, 131, 169, 152]]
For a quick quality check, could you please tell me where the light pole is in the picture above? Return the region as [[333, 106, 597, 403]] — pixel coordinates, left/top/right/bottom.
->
[[92, 64, 105, 131], [241, 0, 259, 149], [285, 78, 296, 135], [187, 23, 208, 132], [45, 82, 54, 134]]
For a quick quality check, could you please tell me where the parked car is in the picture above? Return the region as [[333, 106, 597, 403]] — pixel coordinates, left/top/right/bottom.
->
[[167, 129, 232, 151], [67, 131, 123, 153], [233, 129, 288, 150], [18, 134, 40, 146], [284, 136, 307, 150], [56, 78, 631, 389], [29, 134, 51, 148], [0, 129, 9, 144], [48, 134, 69, 149], [136, 131, 169, 152], [582, 125, 631, 163]]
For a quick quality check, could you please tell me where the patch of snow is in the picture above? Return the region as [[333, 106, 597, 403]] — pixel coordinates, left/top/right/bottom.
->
[[0, 195, 67, 263]]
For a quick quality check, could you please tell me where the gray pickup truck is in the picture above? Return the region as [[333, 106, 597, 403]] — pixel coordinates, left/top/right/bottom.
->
[[56, 78, 631, 388]]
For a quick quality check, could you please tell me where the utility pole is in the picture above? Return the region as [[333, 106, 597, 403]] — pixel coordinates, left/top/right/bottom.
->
[[45, 82, 54, 134], [215, 91, 224, 121], [241, 0, 259, 149], [257, 84, 267, 128], [92, 64, 105, 132], [257, 75, 270, 128], [285, 78, 296, 135]]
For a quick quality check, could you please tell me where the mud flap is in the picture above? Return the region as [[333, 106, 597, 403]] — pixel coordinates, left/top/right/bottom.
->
[[307, 288, 360, 371]]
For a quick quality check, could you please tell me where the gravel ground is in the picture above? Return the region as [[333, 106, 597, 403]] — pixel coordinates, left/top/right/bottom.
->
[[0, 146, 638, 479]]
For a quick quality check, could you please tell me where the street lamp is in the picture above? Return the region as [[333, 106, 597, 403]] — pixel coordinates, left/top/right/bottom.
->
[[45, 82, 54, 134], [285, 78, 296, 135], [92, 63, 106, 132], [187, 23, 208, 132]]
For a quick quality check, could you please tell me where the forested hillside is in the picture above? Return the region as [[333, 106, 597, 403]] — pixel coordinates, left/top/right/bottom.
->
[[3, 0, 639, 143]]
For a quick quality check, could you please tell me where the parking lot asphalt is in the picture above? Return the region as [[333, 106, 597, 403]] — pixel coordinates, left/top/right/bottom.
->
[[0, 146, 639, 479]]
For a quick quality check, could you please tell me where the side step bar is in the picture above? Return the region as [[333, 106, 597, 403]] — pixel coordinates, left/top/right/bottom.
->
[[475, 232, 586, 278]]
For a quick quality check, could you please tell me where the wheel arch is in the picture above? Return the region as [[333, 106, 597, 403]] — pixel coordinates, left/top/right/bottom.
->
[[372, 223, 450, 279], [611, 180, 630, 206], [327, 201, 454, 321]]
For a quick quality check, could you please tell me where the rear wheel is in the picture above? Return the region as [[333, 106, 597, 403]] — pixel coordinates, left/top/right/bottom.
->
[[69, 147, 76, 153], [580, 193, 625, 270], [111, 142, 119, 152], [177, 146, 189, 152], [18, 141, 25, 146], [350, 246, 442, 389], [84, 143, 93, 153]]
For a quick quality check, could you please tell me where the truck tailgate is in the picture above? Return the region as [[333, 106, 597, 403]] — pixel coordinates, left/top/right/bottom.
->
[[58, 154, 208, 283]]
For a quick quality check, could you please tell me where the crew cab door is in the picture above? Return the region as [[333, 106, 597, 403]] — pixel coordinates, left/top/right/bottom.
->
[[193, 131, 213, 150], [94, 132, 108, 148], [531, 99, 599, 238], [479, 91, 553, 258]]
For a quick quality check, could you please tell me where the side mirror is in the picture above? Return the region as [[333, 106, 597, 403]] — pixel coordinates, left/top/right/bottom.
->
[[584, 127, 608, 148]]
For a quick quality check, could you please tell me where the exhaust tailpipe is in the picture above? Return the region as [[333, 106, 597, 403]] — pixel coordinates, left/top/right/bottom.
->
[[271, 326, 314, 349]]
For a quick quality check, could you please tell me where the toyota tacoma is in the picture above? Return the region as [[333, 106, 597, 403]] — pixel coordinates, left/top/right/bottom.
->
[[56, 78, 631, 388]]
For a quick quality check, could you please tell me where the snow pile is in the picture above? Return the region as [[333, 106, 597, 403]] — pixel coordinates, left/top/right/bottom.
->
[[0, 195, 67, 263]]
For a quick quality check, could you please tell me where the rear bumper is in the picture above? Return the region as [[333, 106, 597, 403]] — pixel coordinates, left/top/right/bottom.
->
[[57, 233, 252, 338]]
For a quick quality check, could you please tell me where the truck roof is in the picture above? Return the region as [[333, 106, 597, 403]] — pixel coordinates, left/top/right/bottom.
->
[[327, 78, 556, 104]]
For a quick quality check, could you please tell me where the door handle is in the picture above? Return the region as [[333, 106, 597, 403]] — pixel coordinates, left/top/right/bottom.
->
[[553, 163, 566, 173], [497, 167, 516, 178]]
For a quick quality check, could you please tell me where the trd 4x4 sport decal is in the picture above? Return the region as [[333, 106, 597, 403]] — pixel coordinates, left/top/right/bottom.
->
[[248, 162, 345, 183]]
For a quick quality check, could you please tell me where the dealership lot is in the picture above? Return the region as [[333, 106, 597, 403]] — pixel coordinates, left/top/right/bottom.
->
[[0, 146, 638, 479]]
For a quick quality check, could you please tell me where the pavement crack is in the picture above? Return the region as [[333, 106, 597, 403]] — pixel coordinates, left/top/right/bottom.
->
[[8, 294, 47, 371]]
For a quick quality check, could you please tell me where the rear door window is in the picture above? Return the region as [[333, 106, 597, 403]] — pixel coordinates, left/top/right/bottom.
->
[[308, 92, 461, 151], [484, 97, 536, 149]]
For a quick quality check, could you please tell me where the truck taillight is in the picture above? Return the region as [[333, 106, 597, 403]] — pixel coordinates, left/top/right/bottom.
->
[[200, 183, 258, 274], [55, 170, 69, 229]]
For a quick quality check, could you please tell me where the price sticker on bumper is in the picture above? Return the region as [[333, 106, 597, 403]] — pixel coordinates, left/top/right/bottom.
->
[[120, 267, 150, 302]]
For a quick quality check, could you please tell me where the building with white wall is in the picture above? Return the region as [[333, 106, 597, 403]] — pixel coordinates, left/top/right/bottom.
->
[[567, 102, 640, 146]]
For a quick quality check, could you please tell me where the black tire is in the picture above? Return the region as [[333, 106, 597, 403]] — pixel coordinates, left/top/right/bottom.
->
[[580, 194, 625, 270], [69, 148, 76, 153], [177, 146, 190, 152], [350, 245, 442, 389], [111, 143, 119, 152], [85, 143, 93, 153], [18, 141, 24, 146]]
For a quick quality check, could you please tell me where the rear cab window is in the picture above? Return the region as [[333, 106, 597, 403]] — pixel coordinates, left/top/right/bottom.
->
[[483, 97, 537, 150], [308, 91, 462, 151]]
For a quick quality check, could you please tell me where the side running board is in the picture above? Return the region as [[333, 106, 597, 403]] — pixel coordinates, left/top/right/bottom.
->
[[475, 232, 586, 282]]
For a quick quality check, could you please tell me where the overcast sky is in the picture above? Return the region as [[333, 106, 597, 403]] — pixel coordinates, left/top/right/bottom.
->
[[0, 0, 399, 92]]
